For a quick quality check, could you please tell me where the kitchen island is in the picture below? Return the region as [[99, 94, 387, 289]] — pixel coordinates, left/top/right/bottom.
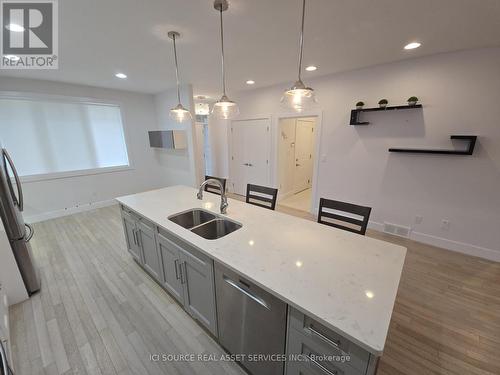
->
[[116, 185, 406, 375]]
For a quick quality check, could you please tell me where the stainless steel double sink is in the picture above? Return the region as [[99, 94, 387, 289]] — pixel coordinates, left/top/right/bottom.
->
[[168, 209, 242, 240]]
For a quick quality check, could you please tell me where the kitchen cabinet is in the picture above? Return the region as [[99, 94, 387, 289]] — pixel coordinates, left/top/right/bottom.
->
[[120, 206, 162, 283], [157, 228, 218, 337], [178, 242, 218, 336], [137, 218, 162, 281], [121, 204, 218, 338], [285, 307, 376, 375], [157, 232, 184, 304], [120, 207, 143, 264]]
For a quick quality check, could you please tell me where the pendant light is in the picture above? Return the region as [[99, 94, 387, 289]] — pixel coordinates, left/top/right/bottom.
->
[[168, 31, 192, 123], [212, 0, 239, 120], [281, 0, 316, 112]]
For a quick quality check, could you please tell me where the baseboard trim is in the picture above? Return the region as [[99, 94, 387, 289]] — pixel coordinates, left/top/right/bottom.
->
[[25, 199, 118, 223], [368, 221, 500, 262]]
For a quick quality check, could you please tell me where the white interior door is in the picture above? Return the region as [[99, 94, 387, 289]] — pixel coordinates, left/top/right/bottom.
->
[[230, 119, 270, 195], [278, 118, 297, 196], [293, 119, 315, 193]]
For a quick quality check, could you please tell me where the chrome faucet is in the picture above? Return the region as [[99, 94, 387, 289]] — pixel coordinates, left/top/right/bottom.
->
[[197, 179, 228, 214]]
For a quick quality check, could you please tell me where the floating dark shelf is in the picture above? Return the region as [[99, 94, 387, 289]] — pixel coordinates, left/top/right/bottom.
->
[[350, 104, 422, 125], [389, 135, 477, 155]]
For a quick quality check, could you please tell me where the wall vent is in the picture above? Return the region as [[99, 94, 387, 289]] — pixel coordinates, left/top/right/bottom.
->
[[383, 222, 411, 238]]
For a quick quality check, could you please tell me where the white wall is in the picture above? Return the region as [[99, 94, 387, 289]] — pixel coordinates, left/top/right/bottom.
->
[[0, 76, 193, 221], [154, 84, 199, 186], [210, 47, 500, 261]]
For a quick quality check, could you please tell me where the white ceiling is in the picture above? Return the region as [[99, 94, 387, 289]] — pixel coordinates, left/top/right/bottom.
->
[[2, 0, 499, 98]]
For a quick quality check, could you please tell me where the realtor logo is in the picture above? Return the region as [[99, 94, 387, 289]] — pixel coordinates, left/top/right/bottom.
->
[[1, 0, 58, 69]]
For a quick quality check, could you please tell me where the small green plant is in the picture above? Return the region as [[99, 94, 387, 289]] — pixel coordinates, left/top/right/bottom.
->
[[407, 96, 419, 105], [356, 101, 364, 108], [378, 99, 388, 108]]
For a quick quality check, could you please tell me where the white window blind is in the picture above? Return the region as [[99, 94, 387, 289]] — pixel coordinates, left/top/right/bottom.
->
[[0, 96, 130, 179]]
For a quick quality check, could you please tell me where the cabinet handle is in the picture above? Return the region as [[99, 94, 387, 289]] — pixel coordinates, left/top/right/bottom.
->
[[180, 262, 187, 284], [308, 355, 338, 375], [132, 229, 137, 245], [308, 326, 341, 350], [174, 259, 180, 280], [135, 231, 141, 247]]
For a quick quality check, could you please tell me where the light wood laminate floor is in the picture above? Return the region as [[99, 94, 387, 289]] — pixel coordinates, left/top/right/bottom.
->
[[10, 204, 500, 375]]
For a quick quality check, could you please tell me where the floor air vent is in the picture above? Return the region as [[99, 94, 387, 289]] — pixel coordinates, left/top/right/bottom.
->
[[383, 222, 411, 238]]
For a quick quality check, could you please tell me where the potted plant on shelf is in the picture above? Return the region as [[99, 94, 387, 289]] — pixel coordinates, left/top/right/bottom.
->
[[356, 101, 365, 110], [407, 96, 419, 106], [378, 99, 388, 109]]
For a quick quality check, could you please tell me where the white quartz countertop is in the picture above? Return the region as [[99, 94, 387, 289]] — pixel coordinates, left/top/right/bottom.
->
[[116, 185, 406, 355]]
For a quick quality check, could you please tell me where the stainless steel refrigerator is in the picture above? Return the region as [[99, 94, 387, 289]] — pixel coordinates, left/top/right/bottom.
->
[[0, 148, 40, 295]]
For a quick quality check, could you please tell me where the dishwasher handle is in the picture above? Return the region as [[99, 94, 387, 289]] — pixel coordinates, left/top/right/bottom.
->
[[223, 276, 270, 310]]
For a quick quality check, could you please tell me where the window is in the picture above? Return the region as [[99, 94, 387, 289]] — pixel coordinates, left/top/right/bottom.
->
[[0, 94, 130, 180]]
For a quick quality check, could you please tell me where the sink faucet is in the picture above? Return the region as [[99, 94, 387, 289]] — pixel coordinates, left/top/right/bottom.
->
[[197, 179, 228, 214]]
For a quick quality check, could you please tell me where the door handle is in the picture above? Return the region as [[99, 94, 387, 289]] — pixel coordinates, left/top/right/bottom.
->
[[25, 223, 34, 242], [223, 275, 270, 309], [242, 163, 248, 166], [0, 339, 9, 375], [296, 163, 301, 167], [247, 163, 253, 167], [3, 148, 23, 211]]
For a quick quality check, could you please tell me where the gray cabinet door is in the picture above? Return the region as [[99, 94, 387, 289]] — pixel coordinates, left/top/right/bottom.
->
[[178, 246, 218, 337], [121, 210, 142, 263], [137, 219, 162, 282], [157, 233, 184, 304]]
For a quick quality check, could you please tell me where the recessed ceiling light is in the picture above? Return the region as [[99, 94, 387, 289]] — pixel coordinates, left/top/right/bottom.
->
[[365, 290, 374, 299], [5, 55, 20, 61], [246, 80, 255, 85], [305, 65, 317, 71], [115, 73, 127, 79], [404, 42, 421, 50], [6, 23, 24, 32]]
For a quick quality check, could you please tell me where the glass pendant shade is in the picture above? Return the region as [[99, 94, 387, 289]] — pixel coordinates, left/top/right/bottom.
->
[[281, 79, 316, 112], [212, 94, 239, 120], [212, 0, 239, 120], [170, 103, 192, 123], [282, 0, 316, 112], [168, 31, 191, 124]]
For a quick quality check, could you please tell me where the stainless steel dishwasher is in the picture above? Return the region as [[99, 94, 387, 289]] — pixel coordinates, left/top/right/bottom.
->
[[215, 262, 287, 375]]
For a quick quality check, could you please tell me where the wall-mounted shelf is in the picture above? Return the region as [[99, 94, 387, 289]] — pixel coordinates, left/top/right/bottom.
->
[[389, 135, 477, 155], [350, 104, 422, 125]]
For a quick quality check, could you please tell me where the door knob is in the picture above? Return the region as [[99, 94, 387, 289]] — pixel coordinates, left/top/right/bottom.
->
[[296, 163, 300, 167]]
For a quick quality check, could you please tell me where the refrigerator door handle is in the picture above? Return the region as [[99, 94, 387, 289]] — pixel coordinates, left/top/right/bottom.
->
[[0, 339, 9, 375], [2, 148, 23, 212], [25, 223, 34, 242]]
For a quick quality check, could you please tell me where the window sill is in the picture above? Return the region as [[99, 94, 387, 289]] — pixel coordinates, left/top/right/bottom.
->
[[20, 165, 134, 183]]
